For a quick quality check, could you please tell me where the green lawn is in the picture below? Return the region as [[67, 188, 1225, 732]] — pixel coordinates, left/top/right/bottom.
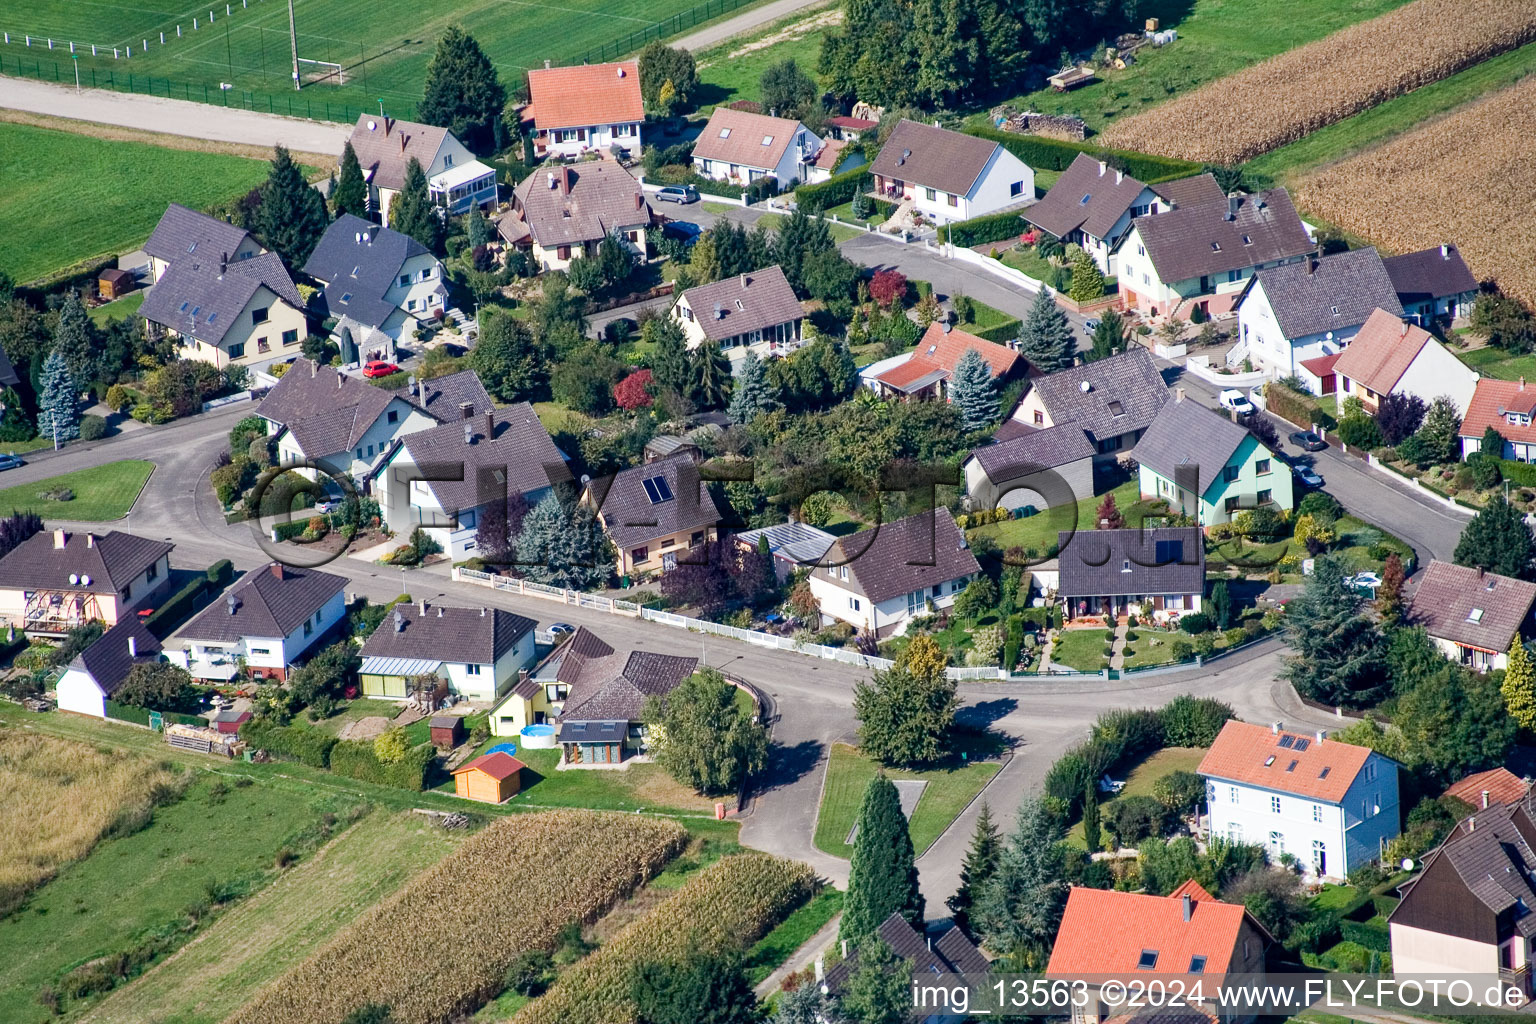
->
[[0, 460, 154, 521], [967, 480, 1161, 558], [693, 3, 833, 110], [971, 0, 1414, 134], [1247, 40, 1536, 183], [87, 291, 146, 327], [743, 886, 843, 985], [998, 244, 1063, 286], [1457, 344, 1536, 382], [813, 742, 1001, 858], [823, 200, 885, 230], [960, 297, 1019, 336], [1050, 627, 1114, 673], [1334, 515, 1415, 571], [754, 210, 863, 244], [0, 123, 276, 285], [1065, 746, 1205, 847]]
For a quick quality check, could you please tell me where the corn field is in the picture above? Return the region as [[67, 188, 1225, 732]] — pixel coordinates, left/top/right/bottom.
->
[[508, 853, 817, 1024], [1294, 75, 1536, 305], [1099, 0, 1536, 165], [0, 731, 182, 916], [223, 810, 687, 1024]]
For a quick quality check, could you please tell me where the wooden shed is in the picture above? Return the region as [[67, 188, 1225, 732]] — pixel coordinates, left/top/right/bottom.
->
[[429, 715, 465, 750], [98, 268, 135, 301], [212, 709, 252, 735], [451, 751, 524, 804]]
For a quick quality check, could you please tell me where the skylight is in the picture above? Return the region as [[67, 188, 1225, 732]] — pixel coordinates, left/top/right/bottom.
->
[[1137, 951, 1159, 970], [1080, 194, 1092, 205], [1487, 579, 1498, 591], [1242, 235, 1252, 245], [1278, 735, 1295, 749], [1108, 400, 1125, 416], [1331, 305, 1340, 315], [719, 128, 731, 138], [1286, 760, 1298, 772], [207, 312, 217, 323], [761, 135, 774, 146], [641, 476, 675, 504], [1264, 755, 1275, 766], [1319, 766, 1331, 779], [341, 293, 352, 303], [1293, 738, 1310, 751], [1121, 559, 1131, 573], [1469, 607, 1485, 623], [187, 241, 198, 253], [178, 301, 189, 312], [1189, 956, 1207, 974], [1211, 242, 1222, 252], [351, 265, 360, 277]]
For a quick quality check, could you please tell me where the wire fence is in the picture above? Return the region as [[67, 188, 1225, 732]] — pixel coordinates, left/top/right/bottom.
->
[[574, 0, 764, 64]]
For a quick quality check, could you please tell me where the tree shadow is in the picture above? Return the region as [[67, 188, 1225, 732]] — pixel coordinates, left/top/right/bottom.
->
[[957, 698, 1017, 731], [758, 738, 823, 792]]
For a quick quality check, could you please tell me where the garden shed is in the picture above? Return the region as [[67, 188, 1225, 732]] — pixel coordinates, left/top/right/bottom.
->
[[451, 751, 524, 804], [429, 715, 465, 749], [97, 268, 135, 301]]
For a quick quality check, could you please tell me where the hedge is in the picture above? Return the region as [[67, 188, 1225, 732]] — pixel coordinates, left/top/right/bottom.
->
[[1500, 460, 1536, 487], [962, 125, 1202, 184], [272, 520, 309, 542], [937, 209, 1029, 247], [794, 166, 872, 213], [207, 559, 235, 586], [328, 739, 434, 791], [1264, 382, 1337, 432], [238, 720, 337, 768], [103, 701, 203, 728], [1339, 920, 1390, 952], [974, 318, 1023, 343], [143, 575, 212, 639]]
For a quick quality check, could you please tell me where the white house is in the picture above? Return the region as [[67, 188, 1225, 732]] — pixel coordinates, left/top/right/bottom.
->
[[691, 107, 821, 187], [672, 266, 804, 360], [345, 115, 497, 220], [1403, 560, 1536, 673], [55, 618, 162, 719], [1234, 248, 1405, 384], [174, 563, 347, 682], [502, 162, 652, 274], [524, 60, 643, 159], [358, 600, 537, 703], [138, 250, 309, 371], [303, 215, 448, 357], [1330, 307, 1480, 418], [1200, 720, 1400, 880], [868, 119, 1033, 225]]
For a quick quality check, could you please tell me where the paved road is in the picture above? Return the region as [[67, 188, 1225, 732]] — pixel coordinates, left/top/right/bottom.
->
[[0, 76, 349, 155], [672, 0, 830, 52]]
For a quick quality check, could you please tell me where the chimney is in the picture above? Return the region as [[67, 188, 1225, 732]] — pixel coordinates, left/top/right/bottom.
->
[[635, 191, 645, 212], [464, 424, 475, 445], [418, 598, 426, 615], [86, 534, 94, 548], [270, 563, 285, 580], [561, 166, 573, 195], [1441, 243, 1450, 260], [1483, 789, 1492, 809], [1182, 892, 1192, 922], [840, 940, 848, 959], [1315, 729, 1327, 743], [814, 957, 825, 983], [338, 372, 344, 389], [1097, 160, 1106, 176], [400, 134, 407, 153], [1306, 258, 1316, 276], [1401, 321, 1408, 337], [1115, 169, 1123, 184], [547, 171, 557, 191], [1226, 194, 1239, 220], [1522, 376, 1527, 391], [219, 252, 228, 275], [311, 360, 317, 378], [460, 401, 474, 421], [483, 607, 488, 617], [741, 273, 749, 289], [128, 636, 137, 657], [485, 411, 495, 441], [383, 116, 392, 135], [1469, 816, 1476, 833], [53, 528, 66, 549], [1175, 387, 1186, 403], [1270, 721, 1282, 735], [544, 59, 551, 69], [436, 606, 443, 617]]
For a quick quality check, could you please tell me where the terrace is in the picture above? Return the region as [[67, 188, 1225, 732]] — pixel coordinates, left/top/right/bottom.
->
[[428, 162, 498, 215]]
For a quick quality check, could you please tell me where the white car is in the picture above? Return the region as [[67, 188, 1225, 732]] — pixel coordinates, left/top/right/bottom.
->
[[1218, 389, 1254, 416]]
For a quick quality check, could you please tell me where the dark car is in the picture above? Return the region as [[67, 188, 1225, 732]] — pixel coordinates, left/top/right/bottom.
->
[[0, 454, 25, 471], [1289, 430, 1327, 452]]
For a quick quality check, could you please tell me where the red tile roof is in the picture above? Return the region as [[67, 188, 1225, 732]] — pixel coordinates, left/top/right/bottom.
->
[[1299, 352, 1340, 378], [1443, 767, 1530, 810], [872, 322, 1023, 390], [453, 751, 525, 781], [524, 61, 643, 131], [692, 107, 806, 171], [827, 115, 878, 131], [1331, 307, 1433, 395], [1197, 720, 1373, 803], [1047, 884, 1256, 978], [1460, 377, 1536, 443]]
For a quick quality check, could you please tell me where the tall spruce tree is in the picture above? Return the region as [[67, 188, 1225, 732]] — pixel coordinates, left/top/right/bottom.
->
[[838, 938, 913, 1024], [36, 349, 80, 445], [389, 158, 444, 254], [513, 488, 612, 589], [1081, 781, 1101, 852], [52, 290, 96, 385], [842, 774, 923, 945], [1281, 553, 1388, 707], [947, 802, 1001, 933], [692, 343, 732, 409], [1209, 579, 1233, 629], [1503, 639, 1536, 732], [258, 145, 330, 267], [973, 797, 1066, 961], [949, 346, 998, 430], [1454, 495, 1536, 580], [332, 141, 369, 220], [417, 27, 505, 154], [773, 208, 835, 296], [646, 316, 693, 400], [1017, 286, 1076, 372], [727, 351, 777, 424]]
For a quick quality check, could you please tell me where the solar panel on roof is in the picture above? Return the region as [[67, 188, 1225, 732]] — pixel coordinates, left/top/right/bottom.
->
[[1293, 738, 1310, 751], [1277, 735, 1295, 748], [641, 476, 674, 504]]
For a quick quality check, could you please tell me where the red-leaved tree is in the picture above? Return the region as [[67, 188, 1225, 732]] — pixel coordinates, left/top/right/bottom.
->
[[613, 368, 654, 411], [869, 269, 907, 309], [1096, 492, 1125, 530]]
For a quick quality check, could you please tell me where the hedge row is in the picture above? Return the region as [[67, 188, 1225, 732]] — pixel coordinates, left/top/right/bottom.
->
[[974, 318, 1023, 343], [272, 520, 309, 542], [207, 559, 235, 586], [143, 575, 212, 639], [1339, 920, 1390, 952], [329, 738, 434, 791], [103, 700, 204, 728], [238, 720, 337, 768], [963, 125, 1202, 183], [1264, 382, 1337, 432], [937, 209, 1028, 247], [794, 166, 872, 213], [1500, 459, 1536, 487]]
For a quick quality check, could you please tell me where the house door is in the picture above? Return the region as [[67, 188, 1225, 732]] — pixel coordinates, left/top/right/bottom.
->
[[1268, 831, 1284, 861], [1312, 840, 1327, 876]]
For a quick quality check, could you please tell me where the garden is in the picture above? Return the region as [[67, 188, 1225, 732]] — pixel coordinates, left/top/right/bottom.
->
[[0, 460, 153, 521]]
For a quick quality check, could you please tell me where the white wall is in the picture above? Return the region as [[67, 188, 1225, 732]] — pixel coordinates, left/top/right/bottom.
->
[[382, 252, 448, 327], [56, 667, 105, 718], [278, 588, 347, 665], [965, 146, 1034, 220], [277, 395, 434, 479], [1390, 923, 1497, 978], [1395, 340, 1479, 416], [807, 565, 970, 637], [544, 120, 642, 158]]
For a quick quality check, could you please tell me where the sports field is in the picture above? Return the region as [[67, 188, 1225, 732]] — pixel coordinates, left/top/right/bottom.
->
[[0, 0, 765, 121]]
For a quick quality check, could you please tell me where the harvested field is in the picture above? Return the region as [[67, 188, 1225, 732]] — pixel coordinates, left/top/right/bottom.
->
[[1293, 76, 1536, 305], [223, 810, 686, 1024], [1099, 0, 1536, 165], [0, 730, 181, 915]]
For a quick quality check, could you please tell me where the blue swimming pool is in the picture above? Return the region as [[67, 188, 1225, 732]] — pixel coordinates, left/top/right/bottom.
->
[[487, 742, 518, 757], [520, 723, 556, 749]]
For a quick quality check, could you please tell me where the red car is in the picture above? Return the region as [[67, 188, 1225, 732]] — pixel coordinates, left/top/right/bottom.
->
[[362, 360, 400, 378]]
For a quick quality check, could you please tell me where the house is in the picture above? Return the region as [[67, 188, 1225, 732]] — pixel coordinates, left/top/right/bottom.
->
[[0, 529, 173, 636], [1056, 526, 1203, 623], [501, 162, 651, 273], [823, 912, 986, 1024], [862, 322, 1027, 402], [303, 215, 448, 356], [1384, 244, 1479, 325], [451, 751, 525, 803], [345, 114, 497, 220], [1233, 248, 1405, 384], [1011, 347, 1169, 460], [144, 203, 265, 285], [587, 452, 725, 578], [1200, 719, 1400, 880], [140, 250, 308, 370], [1404, 560, 1536, 673], [1330, 308, 1479, 416], [175, 563, 347, 682], [1024, 154, 1223, 276], [964, 422, 1097, 513], [1389, 799, 1536, 998], [1118, 189, 1315, 319], [1443, 768, 1531, 812], [807, 508, 980, 638], [1048, 881, 1271, 1024], [358, 600, 537, 702], [489, 624, 600, 736], [690, 107, 821, 187], [255, 357, 443, 480], [54, 618, 163, 719], [735, 521, 838, 582], [1458, 377, 1536, 462], [1135, 391, 1292, 525], [673, 266, 803, 359], [429, 715, 465, 749], [870, 119, 1033, 225], [804, 137, 853, 183], [524, 60, 643, 159], [374, 402, 569, 561]]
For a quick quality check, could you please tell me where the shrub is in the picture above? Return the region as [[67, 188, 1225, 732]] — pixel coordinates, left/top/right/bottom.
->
[[794, 167, 871, 213], [1178, 612, 1213, 634], [238, 720, 337, 768], [1152, 771, 1206, 816], [1158, 695, 1233, 746], [1168, 637, 1194, 661], [937, 210, 1031, 248], [79, 415, 107, 441], [329, 739, 433, 790], [1102, 795, 1171, 847], [962, 125, 1199, 183]]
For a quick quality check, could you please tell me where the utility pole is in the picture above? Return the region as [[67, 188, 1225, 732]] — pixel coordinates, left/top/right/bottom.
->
[[287, 0, 299, 90], [224, 14, 233, 85]]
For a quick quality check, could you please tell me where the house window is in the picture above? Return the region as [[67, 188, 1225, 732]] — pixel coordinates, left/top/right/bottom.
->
[[1097, 435, 1121, 454], [303, 620, 313, 637], [146, 563, 158, 582], [282, 329, 299, 346], [946, 193, 958, 207], [356, 448, 363, 460], [399, 274, 411, 287], [228, 342, 245, 359], [546, 683, 569, 702], [1229, 786, 1238, 803], [420, 267, 434, 281], [387, 410, 399, 424], [257, 337, 270, 353], [1365, 762, 1376, 781], [850, 597, 861, 611], [691, 531, 705, 545], [1312, 840, 1327, 875], [465, 663, 481, 675], [1033, 411, 1044, 425], [249, 647, 270, 656], [1223, 465, 1240, 483], [1189, 956, 1207, 974], [1009, 181, 1024, 197], [366, 444, 374, 457], [122, 582, 132, 600], [925, 188, 936, 201], [252, 307, 269, 325], [1271, 795, 1281, 814], [1257, 489, 1272, 505], [557, 246, 571, 260], [1312, 804, 1323, 823], [1137, 244, 1145, 256], [1224, 496, 1240, 514], [631, 546, 649, 563], [1255, 458, 1271, 475], [1137, 950, 1158, 970]]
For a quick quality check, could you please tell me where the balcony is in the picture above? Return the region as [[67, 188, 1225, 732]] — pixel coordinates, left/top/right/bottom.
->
[[1499, 964, 1530, 1002]]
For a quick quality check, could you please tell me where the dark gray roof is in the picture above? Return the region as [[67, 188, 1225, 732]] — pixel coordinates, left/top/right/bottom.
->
[[680, 266, 803, 344], [870, 120, 1000, 197], [304, 215, 430, 329], [72, 618, 162, 697], [359, 600, 534, 665], [1133, 188, 1313, 284], [1149, 172, 1225, 210], [347, 115, 450, 193], [557, 636, 697, 723], [1384, 244, 1480, 304], [1026, 153, 1152, 242], [557, 719, 626, 744], [644, 435, 699, 459], [179, 563, 346, 643], [394, 401, 570, 511], [1248, 248, 1403, 340], [1056, 526, 1205, 598], [969, 422, 1095, 480], [1440, 803, 1536, 939], [829, 508, 980, 604], [591, 452, 724, 548], [0, 529, 172, 595], [934, 926, 989, 975], [256, 358, 408, 458], [1133, 397, 1255, 495], [1406, 559, 1536, 654], [825, 913, 983, 995], [386, 369, 494, 423], [1031, 348, 1168, 444], [140, 251, 304, 347], [0, 342, 18, 387], [144, 203, 253, 265]]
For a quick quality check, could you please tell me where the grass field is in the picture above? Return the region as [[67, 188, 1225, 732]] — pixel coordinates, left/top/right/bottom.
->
[[693, 3, 836, 110], [0, 122, 276, 284], [0, 460, 154, 520], [87, 291, 145, 327], [1456, 343, 1536, 382], [966, 480, 1163, 558], [743, 885, 842, 985], [1065, 746, 1204, 847], [813, 742, 1000, 858], [79, 810, 459, 1024]]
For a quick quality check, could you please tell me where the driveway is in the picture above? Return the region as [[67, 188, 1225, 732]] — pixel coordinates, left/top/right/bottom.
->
[[672, 0, 831, 52]]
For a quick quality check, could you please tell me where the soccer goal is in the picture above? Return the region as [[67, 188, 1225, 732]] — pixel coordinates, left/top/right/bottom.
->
[[296, 56, 343, 85]]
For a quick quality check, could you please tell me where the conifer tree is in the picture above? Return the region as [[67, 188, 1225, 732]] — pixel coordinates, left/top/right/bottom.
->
[[949, 346, 998, 430], [1017, 286, 1076, 372], [646, 316, 693, 400], [973, 797, 1066, 960], [1455, 495, 1536, 580], [258, 145, 330, 267], [52, 290, 96, 385], [947, 801, 1001, 933], [692, 343, 732, 409], [332, 141, 369, 220], [389, 158, 444, 254], [36, 349, 80, 445], [1081, 782, 1101, 853], [513, 489, 612, 590], [1504, 639, 1536, 732], [727, 351, 777, 424], [418, 27, 505, 153], [842, 774, 923, 945]]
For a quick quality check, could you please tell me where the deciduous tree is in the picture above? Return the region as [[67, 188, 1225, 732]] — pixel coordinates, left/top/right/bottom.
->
[[761, 58, 820, 119], [837, 937, 912, 1024], [853, 635, 957, 766], [1503, 639, 1536, 732], [115, 662, 197, 711], [868, 269, 907, 308], [1376, 392, 1427, 446], [631, 948, 759, 1024], [1095, 492, 1125, 530], [613, 368, 654, 412], [643, 668, 769, 795], [471, 307, 547, 401], [638, 42, 700, 114], [1377, 552, 1405, 623]]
